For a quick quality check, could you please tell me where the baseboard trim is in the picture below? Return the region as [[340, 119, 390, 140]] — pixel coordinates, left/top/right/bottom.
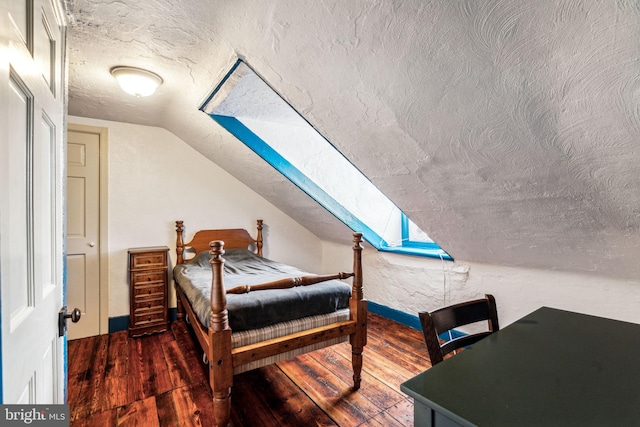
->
[[108, 308, 179, 333], [367, 300, 422, 330], [367, 300, 466, 340], [108, 316, 128, 334]]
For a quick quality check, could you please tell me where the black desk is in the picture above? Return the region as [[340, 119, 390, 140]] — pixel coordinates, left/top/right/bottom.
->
[[401, 307, 640, 426]]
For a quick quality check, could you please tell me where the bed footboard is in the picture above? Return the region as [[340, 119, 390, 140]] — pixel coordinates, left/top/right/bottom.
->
[[207, 234, 366, 426]]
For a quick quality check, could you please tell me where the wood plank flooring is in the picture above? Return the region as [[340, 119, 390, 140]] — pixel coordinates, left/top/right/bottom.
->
[[68, 313, 432, 426]]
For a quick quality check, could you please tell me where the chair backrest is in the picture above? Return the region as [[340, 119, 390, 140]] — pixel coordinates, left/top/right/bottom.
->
[[419, 294, 499, 365]]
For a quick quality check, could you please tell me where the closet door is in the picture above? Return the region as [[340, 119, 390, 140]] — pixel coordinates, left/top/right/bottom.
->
[[0, 0, 67, 403]]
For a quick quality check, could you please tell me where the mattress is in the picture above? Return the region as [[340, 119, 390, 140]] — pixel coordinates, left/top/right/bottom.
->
[[173, 249, 352, 331], [231, 308, 350, 373]]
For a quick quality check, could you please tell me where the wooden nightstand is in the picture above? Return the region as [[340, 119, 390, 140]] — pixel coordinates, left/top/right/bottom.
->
[[128, 246, 170, 338]]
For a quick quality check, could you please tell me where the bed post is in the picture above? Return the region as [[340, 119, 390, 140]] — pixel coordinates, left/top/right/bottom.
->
[[209, 240, 233, 427], [175, 221, 185, 320], [350, 232, 367, 390], [256, 219, 263, 257], [176, 220, 185, 264]]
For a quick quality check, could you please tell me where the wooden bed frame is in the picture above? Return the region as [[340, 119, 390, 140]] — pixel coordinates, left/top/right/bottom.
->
[[174, 220, 367, 427]]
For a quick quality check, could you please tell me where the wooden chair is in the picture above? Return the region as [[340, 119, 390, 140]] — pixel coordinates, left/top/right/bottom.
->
[[419, 294, 499, 365]]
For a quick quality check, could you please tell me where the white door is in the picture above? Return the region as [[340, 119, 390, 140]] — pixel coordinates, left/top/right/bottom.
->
[[66, 129, 101, 340], [0, 0, 68, 403]]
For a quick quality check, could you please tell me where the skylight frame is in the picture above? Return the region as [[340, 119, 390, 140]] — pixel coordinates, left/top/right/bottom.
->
[[200, 59, 451, 261]]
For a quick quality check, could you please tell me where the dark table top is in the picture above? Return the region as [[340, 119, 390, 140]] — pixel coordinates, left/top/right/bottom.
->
[[401, 307, 640, 427]]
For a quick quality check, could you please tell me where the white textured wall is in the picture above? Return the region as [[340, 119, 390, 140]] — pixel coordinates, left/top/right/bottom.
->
[[68, 116, 323, 318], [322, 240, 640, 326], [68, 0, 640, 282]]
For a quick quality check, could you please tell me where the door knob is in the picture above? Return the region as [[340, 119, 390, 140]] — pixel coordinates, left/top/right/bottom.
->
[[58, 306, 81, 337], [89, 242, 95, 247]]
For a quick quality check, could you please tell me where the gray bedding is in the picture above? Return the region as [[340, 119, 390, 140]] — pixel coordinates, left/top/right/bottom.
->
[[173, 249, 352, 331]]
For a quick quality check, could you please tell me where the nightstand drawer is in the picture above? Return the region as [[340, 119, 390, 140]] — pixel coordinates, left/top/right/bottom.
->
[[132, 310, 166, 326], [131, 271, 166, 286], [133, 296, 165, 312], [130, 250, 167, 270], [132, 283, 165, 298]]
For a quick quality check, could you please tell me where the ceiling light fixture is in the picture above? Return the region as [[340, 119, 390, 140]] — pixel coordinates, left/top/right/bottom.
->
[[110, 66, 163, 97]]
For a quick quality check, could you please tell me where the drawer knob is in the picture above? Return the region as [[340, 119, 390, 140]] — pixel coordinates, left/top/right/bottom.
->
[[148, 290, 151, 294]]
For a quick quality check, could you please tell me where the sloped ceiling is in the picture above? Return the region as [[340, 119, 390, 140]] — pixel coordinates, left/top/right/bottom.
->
[[67, 0, 640, 280]]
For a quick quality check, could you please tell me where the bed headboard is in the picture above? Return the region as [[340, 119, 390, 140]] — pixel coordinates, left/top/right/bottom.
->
[[175, 220, 263, 264]]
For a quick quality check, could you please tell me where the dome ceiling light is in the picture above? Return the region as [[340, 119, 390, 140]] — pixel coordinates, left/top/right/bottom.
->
[[110, 66, 163, 97]]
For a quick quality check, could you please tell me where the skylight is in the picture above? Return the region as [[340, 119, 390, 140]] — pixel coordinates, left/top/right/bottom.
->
[[201, 60, 451, 260]]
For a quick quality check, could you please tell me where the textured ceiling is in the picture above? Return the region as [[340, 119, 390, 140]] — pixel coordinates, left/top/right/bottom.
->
[[67, 0, 640, 280]]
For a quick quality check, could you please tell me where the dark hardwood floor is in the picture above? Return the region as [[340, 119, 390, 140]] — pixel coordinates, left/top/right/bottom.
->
[[68, 313, 432, 426]]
